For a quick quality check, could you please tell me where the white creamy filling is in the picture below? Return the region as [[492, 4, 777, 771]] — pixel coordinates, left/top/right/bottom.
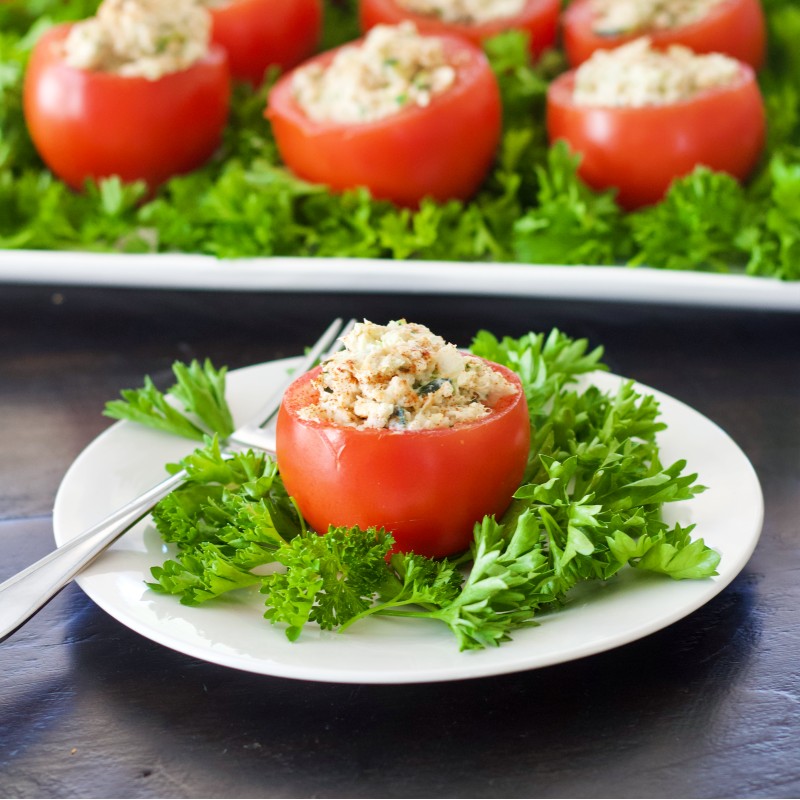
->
[[590, 0, 726, 35], [291, 22, 457, 124], [62, 0, 211, 80], [298, 320, 516, 431], [394, 0, 527, 25], [572, 37, 740, 107]]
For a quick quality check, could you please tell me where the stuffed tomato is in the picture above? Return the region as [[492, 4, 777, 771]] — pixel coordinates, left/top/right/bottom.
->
[[206, 0, 322, 86], [266, 23, 501, 207], [359, 0, 560, 58], [24, 1, 229, 190], [563, 0, 765, 69], [275, 320, 530, 559], [546, 39, 765, 209]]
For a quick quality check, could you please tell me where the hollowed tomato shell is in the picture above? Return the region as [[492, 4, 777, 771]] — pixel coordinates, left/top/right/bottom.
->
[[209, 0, 323, 86], [546, 63, 766, 209], [562, 0, 766, 69], [23, 24, 230, 191], [359, 0, 561, 58], [276, 361, 530, 558], [266, 33, 502, 207]]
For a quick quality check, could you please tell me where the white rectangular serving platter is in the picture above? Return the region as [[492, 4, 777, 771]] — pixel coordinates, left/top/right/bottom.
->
[[2, 249, 800, 310]]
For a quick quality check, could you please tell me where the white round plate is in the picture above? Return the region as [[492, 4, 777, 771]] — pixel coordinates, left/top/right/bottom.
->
[[53, 359, 764, 684]]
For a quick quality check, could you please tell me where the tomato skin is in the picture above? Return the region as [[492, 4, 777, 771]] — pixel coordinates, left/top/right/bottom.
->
[[359, 0, 560, 58], [23, 24, 230, 190], [276, 362, 530, 559], [209, 0, 323, 86], [266, 33, 501, 207], [546, 64, 765, 209], [563, 0, 766, 69]]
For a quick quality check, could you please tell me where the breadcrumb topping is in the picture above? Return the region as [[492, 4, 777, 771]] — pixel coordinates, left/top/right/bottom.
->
[[573, 37, 740, 107], [394, 0, 527, 25], [298, 320, 517, 430], [62, 0, 211, 80], [291, 23, 457, 124], [590, 0, 726, 36]]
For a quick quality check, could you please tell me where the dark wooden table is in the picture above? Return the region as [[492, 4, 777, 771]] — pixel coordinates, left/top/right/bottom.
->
[[1, 283, 798, 799]]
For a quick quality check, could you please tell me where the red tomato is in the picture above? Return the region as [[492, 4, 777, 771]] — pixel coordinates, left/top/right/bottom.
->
[[209, 0, 323, 86], [562, 0, 766, 69], [266, 32, 501, 206], [359, 0, 560, 58], [546, 63, 765, 209], [276, 362, 530, 559], [23, 24, 230, 191]]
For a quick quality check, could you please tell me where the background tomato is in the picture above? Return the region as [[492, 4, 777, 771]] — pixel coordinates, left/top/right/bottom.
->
[[23, 24, 230, 190], [276, 362, 530, 559], [209, 0, 323, 86], [360, 0, 560, 58], [563, 0, 766, 69], [546, 64, 765, 209], [266, 33, 501, 206]]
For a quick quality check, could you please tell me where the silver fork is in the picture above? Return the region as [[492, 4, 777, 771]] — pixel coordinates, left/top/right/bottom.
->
[[0, 317, 355, 643]]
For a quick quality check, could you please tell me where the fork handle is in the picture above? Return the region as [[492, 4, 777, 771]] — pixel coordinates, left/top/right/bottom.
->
[[0, 469, 187, 643]]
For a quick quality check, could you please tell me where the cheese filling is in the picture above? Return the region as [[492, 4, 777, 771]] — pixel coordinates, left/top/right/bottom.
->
[[394, 0, 527, 25], [291, 23, 457, 124], [590, 0, 727, 36], [572, 37, 740, 107], [62, 0, 211, 80], [298, 320, 517, 431]]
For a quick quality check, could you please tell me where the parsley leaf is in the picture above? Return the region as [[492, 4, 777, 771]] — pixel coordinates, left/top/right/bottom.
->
[[149, 543, 263, 606], [416, 513, 553, 650], [261, 526, 399, 641], [148, 442, 303, 603], [512, 142, 630, 265], [103, 359, 234, 440]]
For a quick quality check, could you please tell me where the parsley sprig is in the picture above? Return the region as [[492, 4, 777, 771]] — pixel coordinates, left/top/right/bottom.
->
[[135, 329, 719, 650], [103, 359, 235, 440]]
